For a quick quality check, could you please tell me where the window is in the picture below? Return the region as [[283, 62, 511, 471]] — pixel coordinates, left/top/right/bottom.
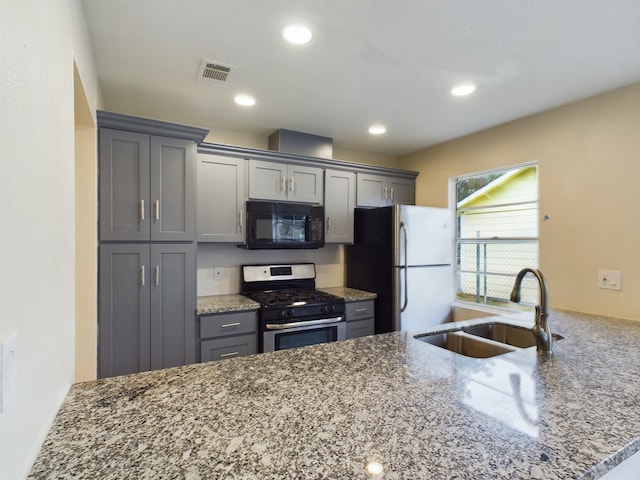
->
[[455, 163, 539, 308]]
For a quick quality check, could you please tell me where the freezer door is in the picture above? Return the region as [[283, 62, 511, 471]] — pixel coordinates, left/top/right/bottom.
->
[[393, 265, 454, 333], [395, 205, 453, 267]]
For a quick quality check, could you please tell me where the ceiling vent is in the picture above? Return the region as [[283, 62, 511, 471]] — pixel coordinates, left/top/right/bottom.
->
[[198, 59, 233, 83]]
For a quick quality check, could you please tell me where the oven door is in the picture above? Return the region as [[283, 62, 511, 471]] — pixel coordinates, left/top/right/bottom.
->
[[262, 317, 346, 353]]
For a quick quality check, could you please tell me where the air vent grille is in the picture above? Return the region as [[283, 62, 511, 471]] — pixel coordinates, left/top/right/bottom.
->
[[198, 60, 232, 83]]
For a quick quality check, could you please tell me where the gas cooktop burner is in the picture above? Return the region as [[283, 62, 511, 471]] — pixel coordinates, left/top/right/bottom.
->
[[244, 289, 342, 308]]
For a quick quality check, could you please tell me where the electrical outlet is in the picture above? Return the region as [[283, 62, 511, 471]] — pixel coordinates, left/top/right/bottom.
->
[[1, 332, 18, 415], [214, 267, 223, 281], [598, 269, 622, 291]]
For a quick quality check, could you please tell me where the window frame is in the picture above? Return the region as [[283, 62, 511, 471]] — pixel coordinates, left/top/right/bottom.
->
[[449, 161, 540, 309]]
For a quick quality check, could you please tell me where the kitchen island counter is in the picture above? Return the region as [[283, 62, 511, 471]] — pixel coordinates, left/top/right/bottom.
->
[[29, 309, 640, 479]]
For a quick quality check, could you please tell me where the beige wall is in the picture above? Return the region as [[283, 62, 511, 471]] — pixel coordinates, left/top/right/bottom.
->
[[401, 82, 640, 320]]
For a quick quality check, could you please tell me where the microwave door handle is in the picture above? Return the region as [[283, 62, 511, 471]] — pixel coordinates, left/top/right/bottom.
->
[[400, 221, 408, 312]]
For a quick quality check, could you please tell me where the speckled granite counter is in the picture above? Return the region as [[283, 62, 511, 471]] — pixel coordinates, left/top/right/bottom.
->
[[319, 286, 377, 302], [196, 294, 259, 315], [29, 309, 640, 479]]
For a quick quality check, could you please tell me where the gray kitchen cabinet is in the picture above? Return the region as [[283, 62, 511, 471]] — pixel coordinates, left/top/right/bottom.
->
[[197, 154, 246, 242], [199, 311, 258, 362], [346, 300, 375, 339], [99, 243, 196, 378], [356, 173, 415, 207], [99, 128, 196, 241], [324, 169, 355, 244], [248, 159, 323, 203]]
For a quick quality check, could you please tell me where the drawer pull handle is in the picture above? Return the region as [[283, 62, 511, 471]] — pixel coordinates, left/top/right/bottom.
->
[[354, 308, 368, 312], [221, 322, 241, 328], [140, 199, 145, 220], [155, 200, 160, 220], [220, 351, 239, 358]]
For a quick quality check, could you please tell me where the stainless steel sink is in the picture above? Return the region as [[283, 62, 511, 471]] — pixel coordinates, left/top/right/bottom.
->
[[416, 322, 564, 358], [463, 322, 564, 348], [418, 331, 518, 358]]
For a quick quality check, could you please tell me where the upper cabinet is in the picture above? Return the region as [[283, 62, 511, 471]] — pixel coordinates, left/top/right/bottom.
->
[[248, 159, 323, 204], [197, 154, 246, 243], [324, 169, 356, 244], [356, 173, 415, 207], [98, 112, 208, 242]]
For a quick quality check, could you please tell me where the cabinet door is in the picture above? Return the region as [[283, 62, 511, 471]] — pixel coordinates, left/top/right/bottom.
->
[[99, 129, 150, 241], [288, 164, 323, 204], [198, 154, 246, 242], [356, 173, 386, 207], [99, 244, 151, 378], [150, 243, 196, 370], [248, 159, 288, 201], [150, 136, 196, 241], [389, 177, 415, 205], [324, 169, 355, 243]]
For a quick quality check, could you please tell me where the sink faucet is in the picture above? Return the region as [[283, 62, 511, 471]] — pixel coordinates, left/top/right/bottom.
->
[[510, 268, 552, 355]]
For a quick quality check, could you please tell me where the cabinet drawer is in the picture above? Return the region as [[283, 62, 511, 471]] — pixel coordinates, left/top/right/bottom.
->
[[346, 300, 374, 320], [347, 318, 375, 339], [201, 334, 257, 362], [200, 311, 257, 338]]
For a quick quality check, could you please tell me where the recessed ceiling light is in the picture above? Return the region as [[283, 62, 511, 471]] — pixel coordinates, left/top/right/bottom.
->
[[451, 83, 476, 97], [282, 24, 312, 45], [368, 124, 386, 135], [234, 94, 256, 107]]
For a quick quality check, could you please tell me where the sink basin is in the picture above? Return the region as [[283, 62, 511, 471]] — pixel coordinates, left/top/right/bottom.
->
[[463, 322, 564, 348], [418, 331, 518, 358]]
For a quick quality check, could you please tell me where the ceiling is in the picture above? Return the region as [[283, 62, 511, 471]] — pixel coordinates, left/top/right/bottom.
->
[[80, 0, 640, 157]]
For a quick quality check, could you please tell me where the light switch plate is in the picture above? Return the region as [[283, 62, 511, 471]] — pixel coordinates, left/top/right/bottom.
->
[[0, 332, 18, 414]]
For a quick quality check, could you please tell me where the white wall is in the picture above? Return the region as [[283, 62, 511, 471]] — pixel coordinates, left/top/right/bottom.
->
[[0, 0, 99, 478]]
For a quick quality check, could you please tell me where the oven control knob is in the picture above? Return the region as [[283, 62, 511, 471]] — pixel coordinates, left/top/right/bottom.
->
[[320, 306, 327, 314], [328, 305, 335, 313], [280, 309, 294, 318]]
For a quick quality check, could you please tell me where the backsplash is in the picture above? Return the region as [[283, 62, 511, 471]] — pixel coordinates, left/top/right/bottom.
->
[[197, 244, 345, 296]]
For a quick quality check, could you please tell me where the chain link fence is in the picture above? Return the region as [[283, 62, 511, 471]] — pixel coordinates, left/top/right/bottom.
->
[[457, 238, 539, 308]]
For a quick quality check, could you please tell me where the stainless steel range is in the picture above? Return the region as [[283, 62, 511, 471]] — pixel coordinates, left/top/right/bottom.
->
[[241, 263, 346, 352]]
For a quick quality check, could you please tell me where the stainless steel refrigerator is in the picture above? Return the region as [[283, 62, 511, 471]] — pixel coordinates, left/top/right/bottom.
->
[[346, 204, 454, 334]]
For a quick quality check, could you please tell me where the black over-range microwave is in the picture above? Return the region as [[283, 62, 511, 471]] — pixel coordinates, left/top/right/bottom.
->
[[243, 201, 325, 249]]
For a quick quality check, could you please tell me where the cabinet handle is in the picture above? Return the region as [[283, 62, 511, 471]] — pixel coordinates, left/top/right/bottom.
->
[[221, 322, 241, 328], [155, 265, 159, 286], [326, 217, 330, 231], [155, 200, 160, 220], [281, 175, 286, 191], [390, 187, 394, 202], [289, 175, 294, 192], [140, 199, 145, 220], [238, 210, 243, 230], [354, 308, 368, 313], [220, 351, 239, 358], [383, 186, 388, 201], [140, 264, 145, 286]]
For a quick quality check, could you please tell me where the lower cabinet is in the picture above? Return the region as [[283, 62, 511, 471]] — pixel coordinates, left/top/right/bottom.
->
[[199, 311, 258, 362], [346, 300, 375, 339], [98, 243, 196, 378]]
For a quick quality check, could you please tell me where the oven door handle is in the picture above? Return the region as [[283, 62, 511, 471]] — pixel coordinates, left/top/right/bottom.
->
[[265, 316, 344, 330]]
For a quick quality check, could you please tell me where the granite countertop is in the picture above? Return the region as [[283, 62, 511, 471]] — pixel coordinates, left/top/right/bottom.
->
[[196, 294, 260, 315], [196, 287, 376, 315], [319, 286, 377, 302], [29, 309, 640, 479]]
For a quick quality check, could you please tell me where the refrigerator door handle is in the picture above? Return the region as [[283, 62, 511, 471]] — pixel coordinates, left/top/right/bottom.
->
[[400, 221, 409, 312]]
